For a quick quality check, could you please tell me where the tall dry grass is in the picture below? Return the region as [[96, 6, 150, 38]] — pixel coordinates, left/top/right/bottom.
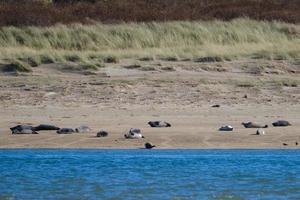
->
[[0, 19, 299, 69]]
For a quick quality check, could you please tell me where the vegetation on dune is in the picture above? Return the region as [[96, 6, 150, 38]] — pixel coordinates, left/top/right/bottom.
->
[[0, 0, 299, 26], [0, 60, 32, 73], [0, 19, 299, 71]]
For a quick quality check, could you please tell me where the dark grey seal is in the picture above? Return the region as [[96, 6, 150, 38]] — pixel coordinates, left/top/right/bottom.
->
[[272, 120, 291, 127], [219, 125, 233, 131], [242, 122, 268, 128], [211, 104, 220, 108], [148, 121, 171, 127], [33, 124, 60, 131], [97, 131, 108, 137], [56, 128, 75, 134], [10, 125, 38, 134], [145, 142, 156, 149]]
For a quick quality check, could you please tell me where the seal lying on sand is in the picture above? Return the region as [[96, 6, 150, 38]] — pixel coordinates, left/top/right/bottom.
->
[[124, 128, 144, 139], [256, 129, 265, 135], [75, 125, 91, 133], [97, 131, 108, 137], [242, 122, 268, 128], [57, 128, 75, 134], [10, 125, 38, 134], [33, 124, 60, 131], [145, 142, 156, 149], [272, 120, 291, 127], [219, 125, 233, 131], [148, 121, 171, 127]]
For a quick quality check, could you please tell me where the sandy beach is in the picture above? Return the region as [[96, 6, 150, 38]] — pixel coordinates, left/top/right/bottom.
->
[[0, 59, 299, 148]]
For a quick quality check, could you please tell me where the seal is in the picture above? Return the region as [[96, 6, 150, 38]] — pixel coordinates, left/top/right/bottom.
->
[[33, 124, 60, 131], [97, 131, 109, 137], [10, 125, 38, 134], [124, 128, 144, 139], [145, 142, 156, 149], [242, 122, 268, 128], [75, 125, 91, 133], [56, 128, 75, 134], [256, 128, 265, 135], [272, 120, 291, 127], [148, 121, 171, 127], [219, 125, 233, 131]]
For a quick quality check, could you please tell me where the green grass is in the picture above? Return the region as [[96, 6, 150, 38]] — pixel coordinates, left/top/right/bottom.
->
[[0, 18, 299, 71]]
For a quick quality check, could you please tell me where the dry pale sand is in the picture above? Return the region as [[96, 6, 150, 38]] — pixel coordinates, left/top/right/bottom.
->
[[0, 59, 299, 148]]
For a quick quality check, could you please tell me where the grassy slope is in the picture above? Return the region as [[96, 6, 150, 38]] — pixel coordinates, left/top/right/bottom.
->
[[0, 19, 299, 70]]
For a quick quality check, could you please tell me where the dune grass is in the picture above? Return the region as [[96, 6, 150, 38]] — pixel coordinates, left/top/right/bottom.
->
[[0, 18, 299, 71]]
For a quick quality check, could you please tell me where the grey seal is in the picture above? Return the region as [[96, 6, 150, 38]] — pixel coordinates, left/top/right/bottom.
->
[[145, 142, 156, 149], [10, 125, 38, 134], [33, 124, 60, 131], [75, 125, 91, 133], [272, 120, 291, 127], [97, 131, 108, 137], [57, 128, 75, 134], [148, 121, 171, 127], [211, 104, 220, 108], [219, 125, 233, 131], [124, 128, 144, 139], [242, 122, 268, 128]]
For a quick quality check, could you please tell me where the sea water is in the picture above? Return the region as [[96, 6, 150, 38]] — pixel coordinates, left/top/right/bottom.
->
[[0, 149, 299, 200]]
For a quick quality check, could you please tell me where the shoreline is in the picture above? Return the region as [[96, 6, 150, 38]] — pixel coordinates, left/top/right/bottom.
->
[[1, 147, 299, 150]]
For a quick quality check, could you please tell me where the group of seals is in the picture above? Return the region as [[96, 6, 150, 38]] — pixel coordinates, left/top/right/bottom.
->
[[10, 124, 60, 134], [242, 120, 291, 128], [10, 124, 93, 134], [219, 120, 292, 133], [10, 119, 292, 149]]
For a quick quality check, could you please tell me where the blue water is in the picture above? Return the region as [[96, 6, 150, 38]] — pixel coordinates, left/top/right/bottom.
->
[[0, 150, 299, 200]]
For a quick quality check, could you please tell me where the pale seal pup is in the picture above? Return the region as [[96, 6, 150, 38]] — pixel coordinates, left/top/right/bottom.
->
[[256, 129, 265, 135], [219, 125, 233, 131], [242, 122, 268, 128], [148, 121, 171, 127], [10, 125, 38, 134], [145, 142, 156, 149], [272, 120, 291, 127], [57, 128, 75, 134], [75, 125, 91, 133], [124, 128, 144, 139]]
